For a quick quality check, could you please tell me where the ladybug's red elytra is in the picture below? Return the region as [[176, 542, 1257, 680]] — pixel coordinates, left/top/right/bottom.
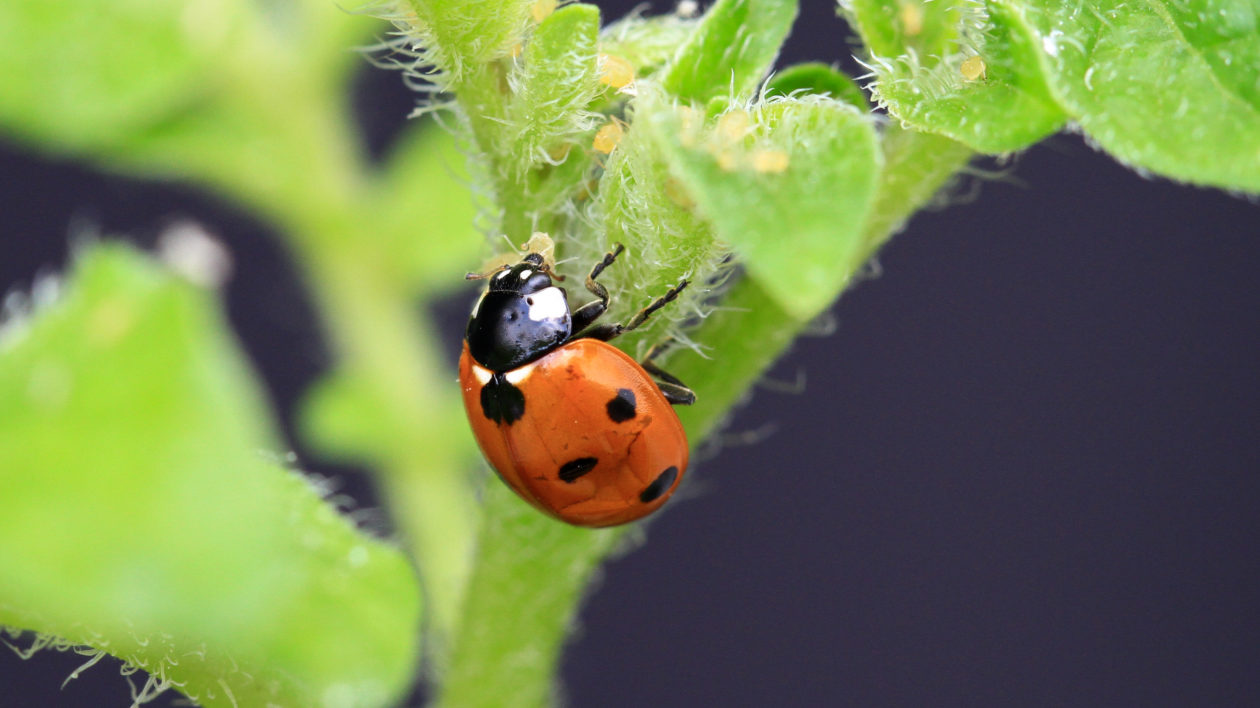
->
[[458, 244, 694, 527]]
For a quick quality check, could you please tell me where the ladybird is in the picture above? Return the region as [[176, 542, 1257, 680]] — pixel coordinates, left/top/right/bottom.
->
[[459, 244, 694, 527]]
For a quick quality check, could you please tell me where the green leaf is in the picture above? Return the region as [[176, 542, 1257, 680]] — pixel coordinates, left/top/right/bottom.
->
[[0, 245, 420, 708], [641, 94, 883, 321], [660, 0, 799, 103], [846, 0, 1066, 153], [374, 124, 482, 294], [1017, 0, 1260, 191], [851, 0, 1260, 190], [766, 62, 869, 109]]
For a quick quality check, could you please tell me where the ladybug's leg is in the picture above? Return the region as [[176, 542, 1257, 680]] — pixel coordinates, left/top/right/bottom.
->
[[571, 244, 625, 333], [620, 279, 688, 333], [641, 339, 696, 406], [645, 363, 696, 405], [582, 278, 690, 341]]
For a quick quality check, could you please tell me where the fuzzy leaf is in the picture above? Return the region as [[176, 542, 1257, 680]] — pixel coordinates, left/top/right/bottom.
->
[[1017, 0, 1260, 191], [0, 245, 420, 708], [399, 0, 535, 81], [766, 62, 869, 109], [641, 95, 882, 321], [846, 0, 968, 58], [590, 104, 726, 346], [862, 123, 974, 249], [846, 0, 1066, 152], [852, 0, 1260, 190], [660, 0, 799, 103], [600, 12, 700, 78], [506, 4, 601, 171]]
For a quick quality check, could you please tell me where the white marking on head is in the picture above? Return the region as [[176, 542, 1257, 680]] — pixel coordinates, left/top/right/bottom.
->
[[518, 268, 534, 280], [494, 270, 509, 281], [472, 365, 492, 385], [505, 364, 533, 385], [526, 286, 568, 322]]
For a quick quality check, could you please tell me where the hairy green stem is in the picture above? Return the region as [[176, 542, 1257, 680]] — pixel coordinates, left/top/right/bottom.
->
[[449, 61, 535, 238]]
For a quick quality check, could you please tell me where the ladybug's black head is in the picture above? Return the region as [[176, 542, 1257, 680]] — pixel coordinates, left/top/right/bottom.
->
[[466, 253, 573, 371]]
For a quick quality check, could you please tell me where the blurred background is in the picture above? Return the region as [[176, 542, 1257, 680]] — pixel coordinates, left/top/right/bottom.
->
[[3, 1, 1258, 706]]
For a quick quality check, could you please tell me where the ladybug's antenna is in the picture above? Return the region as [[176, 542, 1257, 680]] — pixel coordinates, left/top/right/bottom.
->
[[465, 264, 509, 281], [540, 262, 566, 282]]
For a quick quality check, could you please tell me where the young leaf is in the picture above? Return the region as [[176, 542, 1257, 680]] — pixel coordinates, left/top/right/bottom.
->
[[0, 245, 421, 707], [660, 0, 799, 103], [641, 94, 883, 321], [846, 0, 1066, 153], [845, 0, 966, 59], [397, 0, 535, 82], [600, 11, 700, 78], [1017, 0, 1260, 192], [766, 62, 869, 109], [495, 1, 603, 231], [590, 102, 726, 346], [506, 3, 601, 173]]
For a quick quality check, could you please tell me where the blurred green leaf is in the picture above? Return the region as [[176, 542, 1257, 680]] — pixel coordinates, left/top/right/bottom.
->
[[374, 124, 483, 293], [850, 0, 972, 60], [0, 0, 250, 151], [861, 124, 973, 250], [0, 245, 421, 707], [661, 0, 798, 103]]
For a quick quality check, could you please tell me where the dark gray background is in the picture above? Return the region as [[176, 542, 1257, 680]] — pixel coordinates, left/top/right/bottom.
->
[[3, 2, 1258, 706]]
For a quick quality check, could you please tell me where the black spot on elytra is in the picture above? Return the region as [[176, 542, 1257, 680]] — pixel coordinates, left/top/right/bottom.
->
[[480, 373, 525, 425], [639, 466, 679, 503], [606, 388, 637, 423], [558, 457, 598, 483]]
